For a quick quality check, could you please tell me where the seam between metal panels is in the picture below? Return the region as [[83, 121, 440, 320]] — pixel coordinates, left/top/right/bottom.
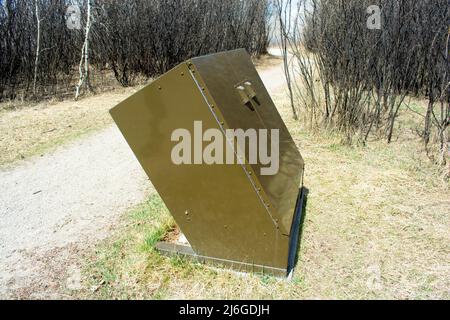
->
[[187, 66, 279, 230]]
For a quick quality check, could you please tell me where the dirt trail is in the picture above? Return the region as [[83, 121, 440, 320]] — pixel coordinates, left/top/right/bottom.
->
[[0, 56, 286, 298]]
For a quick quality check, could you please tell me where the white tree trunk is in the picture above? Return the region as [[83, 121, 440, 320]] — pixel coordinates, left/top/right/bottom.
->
[[75, 0, 92, 100], [33, 0, 40, 96], [84, 0, 91, 89], [75, 42, 86, 100]]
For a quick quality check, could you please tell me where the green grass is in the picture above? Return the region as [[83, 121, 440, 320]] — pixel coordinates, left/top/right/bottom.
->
[[76, 196, 175, 299]]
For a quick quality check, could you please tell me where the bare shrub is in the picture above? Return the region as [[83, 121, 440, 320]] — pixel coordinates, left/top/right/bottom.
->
[[276, 0, 449, 166], [0, 0, 271, 100]]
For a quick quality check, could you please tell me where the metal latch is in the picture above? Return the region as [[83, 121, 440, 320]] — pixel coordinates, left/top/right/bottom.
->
[[236, 81, 260, 111]]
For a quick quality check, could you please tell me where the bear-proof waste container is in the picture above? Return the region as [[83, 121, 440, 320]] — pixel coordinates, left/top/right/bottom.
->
[[110, 49, 305, 277]]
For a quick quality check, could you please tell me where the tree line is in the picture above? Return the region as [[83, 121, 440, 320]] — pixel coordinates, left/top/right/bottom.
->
[[0, 0, 271, 101], [276, 0, 449, 167]]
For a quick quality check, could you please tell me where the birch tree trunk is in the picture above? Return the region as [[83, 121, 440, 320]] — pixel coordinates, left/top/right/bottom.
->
[[33, 0, 40, 96], [75, 0, 92, 100]]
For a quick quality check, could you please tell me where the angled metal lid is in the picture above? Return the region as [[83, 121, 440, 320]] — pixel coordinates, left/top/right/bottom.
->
[[189, 49, 304, 235]]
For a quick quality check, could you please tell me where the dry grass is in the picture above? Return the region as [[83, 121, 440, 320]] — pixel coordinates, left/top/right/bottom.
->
[[74, 87, 450, 300], [252, 53, 283, 70], [2, 53, 446, 299], [0, 87, 141, 166]]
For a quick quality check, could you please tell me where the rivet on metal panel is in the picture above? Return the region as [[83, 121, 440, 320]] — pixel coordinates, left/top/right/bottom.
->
[[158, 86, 162, 90], [181, 72, 185, 76], [185, 210, 189, 216]]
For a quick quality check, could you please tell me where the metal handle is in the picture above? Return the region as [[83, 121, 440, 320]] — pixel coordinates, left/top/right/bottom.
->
[[236, 81, 260, 111]]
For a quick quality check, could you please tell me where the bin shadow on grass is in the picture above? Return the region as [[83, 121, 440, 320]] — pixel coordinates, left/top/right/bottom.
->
[[287, 187, 309, 277]]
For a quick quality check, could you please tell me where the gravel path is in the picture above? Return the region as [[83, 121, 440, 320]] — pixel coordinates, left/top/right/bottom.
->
[[0, 58, 286, 299], [0, 127, 153, 298]]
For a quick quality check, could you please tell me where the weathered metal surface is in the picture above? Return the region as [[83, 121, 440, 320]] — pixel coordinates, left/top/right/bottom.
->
[[110, 49, 304, 272]]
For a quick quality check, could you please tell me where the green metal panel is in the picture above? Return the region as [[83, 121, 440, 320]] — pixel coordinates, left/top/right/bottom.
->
[[110, 49, 304, 272], [190, 50, 304, 236]]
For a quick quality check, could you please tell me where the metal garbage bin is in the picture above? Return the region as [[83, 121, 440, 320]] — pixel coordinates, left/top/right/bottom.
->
[[110, 49, 305, 277]]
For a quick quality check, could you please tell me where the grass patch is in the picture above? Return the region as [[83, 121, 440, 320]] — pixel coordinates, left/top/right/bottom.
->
[[76, 195, 174, 299], [0, 87, 139, 167]]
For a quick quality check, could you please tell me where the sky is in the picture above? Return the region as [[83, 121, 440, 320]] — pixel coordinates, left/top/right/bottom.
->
[[269, 0, 310, 45]]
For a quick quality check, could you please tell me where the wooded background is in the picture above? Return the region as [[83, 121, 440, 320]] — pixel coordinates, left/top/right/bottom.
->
[[1, 0, 448, 170], [0, 0, 271, 101], [276, 0, 449, 166]]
